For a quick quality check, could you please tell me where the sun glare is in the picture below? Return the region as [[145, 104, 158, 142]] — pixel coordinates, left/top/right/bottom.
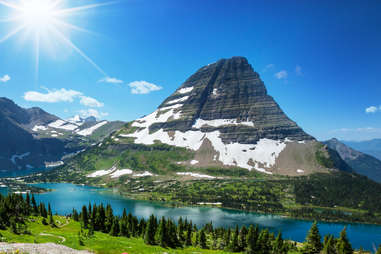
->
[[0, 0, 114, 78], [20, 0, 56, 29]]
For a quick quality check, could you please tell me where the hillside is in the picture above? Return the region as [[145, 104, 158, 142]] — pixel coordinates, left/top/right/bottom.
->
[[324, 138, 381, 183], [0, 97, 124, 172], [343, 139, 381, 161]]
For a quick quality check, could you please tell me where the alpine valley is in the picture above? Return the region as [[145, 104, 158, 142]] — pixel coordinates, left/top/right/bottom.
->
[[22, 57, 381, 225]]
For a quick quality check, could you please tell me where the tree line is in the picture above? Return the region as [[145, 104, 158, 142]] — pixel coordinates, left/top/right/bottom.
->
[[0, 192, 380, 253]]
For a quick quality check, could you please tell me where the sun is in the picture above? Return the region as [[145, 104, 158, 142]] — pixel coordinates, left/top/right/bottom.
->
[[19, 0, 57, 30], [0, 0, 114, 79]]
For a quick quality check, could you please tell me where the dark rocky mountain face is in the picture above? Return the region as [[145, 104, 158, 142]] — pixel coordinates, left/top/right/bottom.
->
[[116, 57, 347, 175], [154, 57, 313, 144], [325, 138, 381, 182]]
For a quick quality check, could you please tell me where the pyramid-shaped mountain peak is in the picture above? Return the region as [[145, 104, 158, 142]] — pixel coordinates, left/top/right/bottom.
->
[[120, 57, 330, 174]]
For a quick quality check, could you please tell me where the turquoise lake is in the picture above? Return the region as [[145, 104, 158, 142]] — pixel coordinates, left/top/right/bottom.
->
[[1, 182, 381, 251]]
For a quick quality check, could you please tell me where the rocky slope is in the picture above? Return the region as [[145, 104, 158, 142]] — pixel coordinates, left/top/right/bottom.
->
[[106, 56, 348, 176], [0, 97, 124, 173], [325, 138, 381, 182]]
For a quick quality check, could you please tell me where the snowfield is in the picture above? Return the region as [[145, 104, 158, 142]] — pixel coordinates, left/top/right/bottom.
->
[[110, 169, 133, 178], [176, 172, 215, 179], [87, 166, 116, 178], [77, 121, 108, 136], [123, 124, 289, 173]]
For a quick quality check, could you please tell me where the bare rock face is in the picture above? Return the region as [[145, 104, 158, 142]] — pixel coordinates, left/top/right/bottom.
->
[[153, 56, 313, 144], [120, 57, 347, 175]]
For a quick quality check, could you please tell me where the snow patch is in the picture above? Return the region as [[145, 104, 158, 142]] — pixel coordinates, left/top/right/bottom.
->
[[297, 169, 305, 173], [190, 160, 199, 165], [193, 118, 254, 128], [45, 161, 64, 168], [176, 172, 215, 179], [110, 169, 133, 178], [87, 166, 116, 178], [212, 88, 218, 96], [32, 125, 48, 132], [131, 108, 181, 129], [166, 96, 189, 105], [133, 171, 153, 177], [177, 87, 194, 94], [159, 103, 183, 111], [77, 121, 108, 136]]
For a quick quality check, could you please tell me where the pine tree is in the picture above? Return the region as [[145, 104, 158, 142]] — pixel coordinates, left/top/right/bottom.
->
[[81, 205, 88, 229], [229, 225, 240, 252], [257, 229, 270, 254], [239, 225, 248, 251], [199, 229, 207, 249], [72, 209, 79, 221], [185, 224, 192, 246], [120, 219, 130, 238], [156, 217, 167, 247], [336, 227, 352, 254], [304, 221, 323, 253], [144, 215, 156, 245], [273, 232, 284, 254], [224, 228, 231, 250], [31, 194, 38, 215], [246, 225, 258, 254], [322, 235, 336, 254], [109, 217, 120, 236]]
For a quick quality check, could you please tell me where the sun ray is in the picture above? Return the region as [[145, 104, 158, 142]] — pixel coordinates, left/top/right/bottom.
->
[[52, 18, 99, 36], [0, 0, 112, 79], [0, 24, 26, 43], [50, 26, 107, 76], [0, 0, 22, 10], [53, 1, 117, 16]]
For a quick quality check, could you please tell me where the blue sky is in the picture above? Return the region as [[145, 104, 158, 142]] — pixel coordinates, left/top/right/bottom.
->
[[0, 0, 380, 141]]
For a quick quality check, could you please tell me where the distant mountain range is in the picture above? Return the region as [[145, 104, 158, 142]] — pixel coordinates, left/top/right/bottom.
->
[[324, 138, 381, 183], [342, 139, 381, 161], [0, 97, 124, 172]]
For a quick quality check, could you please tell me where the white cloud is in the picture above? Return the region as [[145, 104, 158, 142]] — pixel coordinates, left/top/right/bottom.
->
[[0, 74, 11, 83], [80, 96, 104, 108], [295, 65, 302, 76], [128, 80, 162, 94], [24, 88, 104, 108], [24, 88, 82, 103], [79, 109, 108, 119], [365, 106, 380, 113], [275, 70, 288, 79], [98, 77, 123, 84]]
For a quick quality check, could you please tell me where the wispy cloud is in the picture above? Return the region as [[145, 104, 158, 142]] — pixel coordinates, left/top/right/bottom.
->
[[98, 77, 123, 84], [79, 108, 108, 119], [295, 65, 302, 76], [365, 106, 380, 113], [0, 74, 10, 83], [262, 64, 275, 72], [330, 127, 381, 133], [274, 70, 288, 79], [24, 88, 104, 108], [128, 80, 162, 94]]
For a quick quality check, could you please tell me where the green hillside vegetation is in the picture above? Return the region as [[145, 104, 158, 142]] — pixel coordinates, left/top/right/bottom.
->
[[1, 192, 378, 254]]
